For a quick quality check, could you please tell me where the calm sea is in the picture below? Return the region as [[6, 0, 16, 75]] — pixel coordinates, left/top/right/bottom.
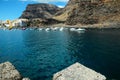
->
[[0, 28, 120, 80]]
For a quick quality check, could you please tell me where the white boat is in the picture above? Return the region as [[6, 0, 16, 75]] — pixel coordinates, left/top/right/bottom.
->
[[76, 28, 85, 31], [4, 24, 10, 27], [70, 28, 76, 31], [76, 28, 85, 33], [38, 28, 43, 31], [59, 27, 64, 31], [45, 28, 50, 31], [52, 27, 59, 31]]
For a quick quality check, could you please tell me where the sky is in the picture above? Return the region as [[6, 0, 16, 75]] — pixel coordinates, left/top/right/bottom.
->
[[0, 0, 68, 20]]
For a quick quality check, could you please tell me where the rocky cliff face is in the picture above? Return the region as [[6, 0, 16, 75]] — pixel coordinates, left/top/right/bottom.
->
[[55, 0, 120, 25], [20, 3, 63, 27], [20, 3, 61, 19], [20, 0, 120, 26]]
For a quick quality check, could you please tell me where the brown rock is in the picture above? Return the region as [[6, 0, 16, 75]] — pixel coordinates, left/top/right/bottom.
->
[[0, 62, 22, 80], [55, 0, 120, 25], [20, 3, 61, 19], [22, 78, 30, 80]]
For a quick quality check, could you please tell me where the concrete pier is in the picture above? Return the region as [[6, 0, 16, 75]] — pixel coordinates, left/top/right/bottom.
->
[[53, 62, 106, 80]]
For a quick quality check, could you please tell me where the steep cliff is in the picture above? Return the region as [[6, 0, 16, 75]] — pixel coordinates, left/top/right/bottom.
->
[[55, 0, 120, 25], [20, 3, 61, 19], [20, 0, 120, 26]]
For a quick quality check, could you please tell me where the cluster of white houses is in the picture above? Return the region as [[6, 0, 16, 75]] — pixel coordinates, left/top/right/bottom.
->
[[0, 19, 28, 28]]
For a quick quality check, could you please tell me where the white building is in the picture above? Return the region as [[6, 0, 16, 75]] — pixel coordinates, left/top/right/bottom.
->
[[12, 19, 28, 27]]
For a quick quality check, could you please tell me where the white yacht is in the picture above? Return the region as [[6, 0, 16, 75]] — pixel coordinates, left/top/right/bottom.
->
[[76, 28, 85, 31], [70, 28, 76, 31], [45, 28, 50, 31], [38, 28, 43, 31], [52, 27, 59, 31], [59, 27, 64, 31]]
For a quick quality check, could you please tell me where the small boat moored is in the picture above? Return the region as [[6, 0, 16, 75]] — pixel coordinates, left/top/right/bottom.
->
[[76, 28, 85, 31], [38, 28, 43, 31], [45, 28, 50, 31], [70, 28, 76, 31], [51, 27, 59, 31], [59, 27, 64, 31]]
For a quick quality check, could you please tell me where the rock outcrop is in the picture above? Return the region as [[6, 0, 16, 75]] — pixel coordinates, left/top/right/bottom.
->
[[53, 62, 106, 80], [20, 3, 61, 19], [26, 18, 64, 27], [0, 62, 22, 80], [20, 3, 64, 27], [0, 62, 30, 80], [19, 0, 120, 27], [55, 0, 120, 25], [22, 78, 30, 80]]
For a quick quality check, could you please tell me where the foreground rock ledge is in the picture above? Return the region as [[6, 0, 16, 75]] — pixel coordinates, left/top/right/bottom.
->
[[53, 62, 106, 80], [0, 61, 30, 80], [0, 61, 22, 80]]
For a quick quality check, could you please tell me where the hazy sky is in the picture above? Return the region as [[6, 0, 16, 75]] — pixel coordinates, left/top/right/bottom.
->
[[0, 0, 68, 20]]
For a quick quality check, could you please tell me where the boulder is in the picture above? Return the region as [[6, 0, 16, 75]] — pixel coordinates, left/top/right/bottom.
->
[[0, 61, 22, 80], [53, 62, 106, 80], [22, 78, 30, 80]]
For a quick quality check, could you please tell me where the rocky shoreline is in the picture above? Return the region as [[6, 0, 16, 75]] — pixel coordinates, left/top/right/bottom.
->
[[0, 62, 30, 80], [0, 62, 106, 80], [0, 22, 120, 31], [32, 22, 120, 29]]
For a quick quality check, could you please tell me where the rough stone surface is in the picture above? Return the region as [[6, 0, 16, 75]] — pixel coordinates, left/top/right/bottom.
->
[[22, 78, 30, 80], [0, 61, 22, 80], [53, 62, 106, 80], [55, 0, 120, 25], [20, 3, 61, 19], [67, 0, 120, 25], [19, 0, 120, 27]]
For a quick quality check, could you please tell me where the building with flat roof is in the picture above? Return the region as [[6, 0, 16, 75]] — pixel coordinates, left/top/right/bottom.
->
[[12, 19, 28, 27]]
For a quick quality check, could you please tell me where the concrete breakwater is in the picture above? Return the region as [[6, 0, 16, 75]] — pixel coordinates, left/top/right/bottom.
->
[[53, 62, 106, 80], [0, 62, 106, 80]]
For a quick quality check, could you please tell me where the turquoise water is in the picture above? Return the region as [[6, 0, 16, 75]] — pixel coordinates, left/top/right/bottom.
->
[[0, 28, 120, 80]]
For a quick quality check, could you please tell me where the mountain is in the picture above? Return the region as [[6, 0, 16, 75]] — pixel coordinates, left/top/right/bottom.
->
[[20, 0, 120, 27], [20, 3, 61, 19], [20, 3, 64, 26], [54, 0, 120, 25]]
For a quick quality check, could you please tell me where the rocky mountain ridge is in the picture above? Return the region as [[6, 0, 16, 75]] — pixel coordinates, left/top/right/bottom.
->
[[20, 0, 120, 27], [20, 3, 63, 26], [55, 0, 120, 25], [20, 3, 61, 19]]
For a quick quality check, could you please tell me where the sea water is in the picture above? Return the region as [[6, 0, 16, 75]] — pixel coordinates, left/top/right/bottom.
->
[[0, 28, 120, 80]]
